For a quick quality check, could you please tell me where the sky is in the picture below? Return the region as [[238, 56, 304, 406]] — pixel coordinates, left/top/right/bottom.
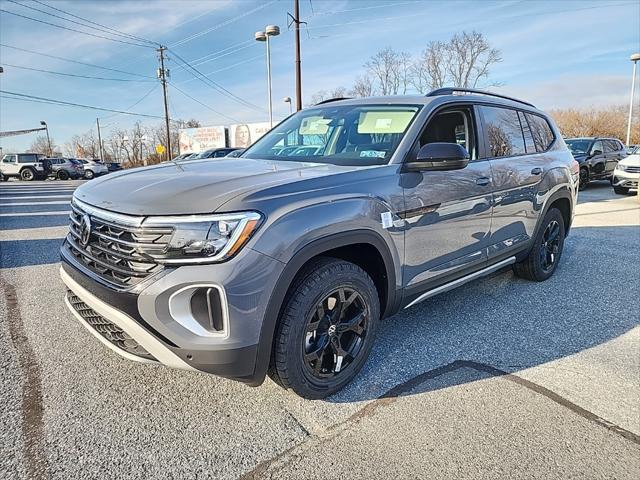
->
[[1, 0, 639, 152]]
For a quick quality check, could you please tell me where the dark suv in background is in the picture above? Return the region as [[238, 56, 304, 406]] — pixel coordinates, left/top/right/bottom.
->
[[48, 158, 85, 180], [61, 88, 577, 399], [565, 137, 627, 189]]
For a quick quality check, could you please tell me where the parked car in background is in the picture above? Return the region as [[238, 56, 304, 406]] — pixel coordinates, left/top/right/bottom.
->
[[170, 153, 192, 162], [47, 157, 84, 180], [195, 147, 242, 159], [61, 88, 577, 399], [0, 153, 51, 181], [76, 158, 108, 179], [612, 149, 640, 195], [626, 145, 638, 155], [106, 162, 123, 173], [226, 148, 245, 158], [565, 137, 627, 190]]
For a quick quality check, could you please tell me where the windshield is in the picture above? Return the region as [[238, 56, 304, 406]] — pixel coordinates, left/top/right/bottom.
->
[[244, 104, 421, 166], [565, 139, 592, 155]]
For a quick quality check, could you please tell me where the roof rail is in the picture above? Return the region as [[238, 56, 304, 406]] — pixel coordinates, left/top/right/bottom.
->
[[426, 87, 535, 108], [315, 97, 352, 105]]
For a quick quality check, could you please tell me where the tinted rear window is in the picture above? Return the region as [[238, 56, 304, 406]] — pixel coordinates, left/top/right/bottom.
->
[[481, 106, 526, 157], [524, 113, 555, 152], [18, 154, 40, 163]]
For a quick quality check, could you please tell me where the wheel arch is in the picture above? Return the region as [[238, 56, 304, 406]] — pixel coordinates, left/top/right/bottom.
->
[[249, 229, 399, 386]]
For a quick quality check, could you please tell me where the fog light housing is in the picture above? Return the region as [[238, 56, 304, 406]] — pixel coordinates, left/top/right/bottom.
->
[[168, 284, 228, 337]]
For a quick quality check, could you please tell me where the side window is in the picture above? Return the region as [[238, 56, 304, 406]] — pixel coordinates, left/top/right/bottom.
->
[[591, 140, 604, 155], [481, 106, 526, 157], [3, 155, 17, 163], [524, 113, 555, 152], [519, 111, 536, 153], [603, 140, 614, 153], [18, 154, 39, 163], [419, 107, 477, 160]]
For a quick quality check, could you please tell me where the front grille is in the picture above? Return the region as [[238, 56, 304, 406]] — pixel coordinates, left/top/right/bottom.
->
[[67, 290, 156, 361], [624, 166, 640, 173], [66, 201, 173, 289]]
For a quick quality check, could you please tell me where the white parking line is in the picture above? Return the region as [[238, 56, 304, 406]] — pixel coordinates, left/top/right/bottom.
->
[[0, 225, 69, 241], [0, 195, 73, 200], [1, 201, 71, 206], [0, 211, 70, 217]]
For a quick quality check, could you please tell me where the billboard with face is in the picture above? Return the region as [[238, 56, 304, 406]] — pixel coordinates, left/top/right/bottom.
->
[[178, 126, 227, 154], [229, 122, 271, 148]]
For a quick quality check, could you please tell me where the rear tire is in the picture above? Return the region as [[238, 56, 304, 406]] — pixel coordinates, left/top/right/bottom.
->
[[20, 168, 35, 181], [57, 170, 69, 180], [613, 185, 630, 195], [84, 170, 95, 179], [0, 173, 7, 182], [514, 208, 565, 282], [271, 257, 380, 399]]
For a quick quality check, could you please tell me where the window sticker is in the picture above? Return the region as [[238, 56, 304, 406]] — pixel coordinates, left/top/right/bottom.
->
[[358, 111, 414, 134], [299, 116, 331, 135], [359, 150, 386, 158]]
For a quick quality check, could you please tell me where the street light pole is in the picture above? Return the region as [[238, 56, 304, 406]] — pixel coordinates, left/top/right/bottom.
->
[[96, 118, 104, 161], [284, 96, 292, 114], [40, 120, 52, 156], [626, 53, 640, 147], [255, 25, 280, 128]]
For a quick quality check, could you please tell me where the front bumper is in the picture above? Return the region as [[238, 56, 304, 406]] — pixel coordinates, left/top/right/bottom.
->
[[612, 170, 639, 188], [60, 245, 285, 384]]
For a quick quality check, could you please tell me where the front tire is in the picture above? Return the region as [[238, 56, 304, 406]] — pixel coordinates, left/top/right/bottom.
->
[[613, 185, 630, 195], [578, 168, 589, 191], [514, 208, 565, 282], [271, 258, 380, 399], [84, 170, 95, 179], [20, 168, 35, 181]]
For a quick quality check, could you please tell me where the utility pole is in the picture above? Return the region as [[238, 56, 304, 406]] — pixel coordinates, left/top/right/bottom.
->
[[157, 46, 172, 162], [96, 118, 104, 161], [289, 0, 303, 111]]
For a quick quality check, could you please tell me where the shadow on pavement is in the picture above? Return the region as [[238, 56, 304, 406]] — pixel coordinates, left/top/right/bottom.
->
[[329, 224, 639, 404], [0, 238, 64, 268]]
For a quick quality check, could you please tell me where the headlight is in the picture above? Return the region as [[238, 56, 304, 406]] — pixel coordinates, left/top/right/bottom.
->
[[144, 211, 262, 264], [615, 164, 627, 172]]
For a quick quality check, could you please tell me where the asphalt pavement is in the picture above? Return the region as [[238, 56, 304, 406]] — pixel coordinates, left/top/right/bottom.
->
[[1, 178, 639, 479]]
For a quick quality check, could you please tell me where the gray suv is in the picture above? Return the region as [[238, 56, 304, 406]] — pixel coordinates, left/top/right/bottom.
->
[[60, 88, 578, 399]]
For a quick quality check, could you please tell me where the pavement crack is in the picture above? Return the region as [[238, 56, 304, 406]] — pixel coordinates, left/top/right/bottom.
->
[[241, 359, 640, 478], [1, 274, 48, 479]]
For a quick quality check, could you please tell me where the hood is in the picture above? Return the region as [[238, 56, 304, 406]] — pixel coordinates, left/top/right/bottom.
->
[[73, 158, 362, 215], [619, 154, 640, 167]]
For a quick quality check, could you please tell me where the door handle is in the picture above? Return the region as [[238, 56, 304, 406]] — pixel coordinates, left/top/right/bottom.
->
[[476, 177, 490, 186], [531, 167, 543, 175]]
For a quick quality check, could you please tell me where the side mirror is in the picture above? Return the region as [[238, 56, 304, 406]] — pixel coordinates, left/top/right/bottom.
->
[[403, 142, 470, 172], [591, 149, 603, 156]]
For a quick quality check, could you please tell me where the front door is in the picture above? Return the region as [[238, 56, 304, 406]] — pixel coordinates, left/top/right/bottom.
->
[[402, 105, 493, 292], [1, 155, 19, 176]]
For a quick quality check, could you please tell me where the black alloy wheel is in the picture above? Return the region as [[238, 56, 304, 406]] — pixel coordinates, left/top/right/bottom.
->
[[539, 220, 561, 273], [303, 287, 369, 379], [57, 170, 69, 180], [271, 258, 380, 399]]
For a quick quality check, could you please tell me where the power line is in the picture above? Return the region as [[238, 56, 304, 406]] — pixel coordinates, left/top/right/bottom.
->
[[169, 1, 276, 48], [169, 82, 240, 123], [0, 90, 164, 118], [99, 85, 160, 124], [178, 55, 264, 85], [30, 0, 159, 46], [0, 9, 154, 48], [187, 40, 256, 68], [0, 43, 154, 79], [168, 48, 266, 113], [1, 63, 155, 82], [6, 0, 159, 47]]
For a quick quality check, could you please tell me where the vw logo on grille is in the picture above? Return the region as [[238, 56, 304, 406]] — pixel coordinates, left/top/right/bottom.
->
[[79, 214, 92, 247]]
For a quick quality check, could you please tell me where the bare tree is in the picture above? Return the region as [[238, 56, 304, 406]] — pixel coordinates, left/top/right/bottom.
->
[[446, 31, 502, 88], [310, 87, 349, 105], [28, 135, 56, 156], [550, 105, 639, 143], [364, 47, 411, 95], [350, 75, 375, 97], [411, 31, 501, 92], [411, 40, 448, 93]]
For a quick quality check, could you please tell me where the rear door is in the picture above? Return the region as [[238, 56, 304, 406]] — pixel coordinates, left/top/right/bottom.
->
[[402, 104, 493, 291], [603, 140, 622, 174], [479, 105, 552, 259]]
